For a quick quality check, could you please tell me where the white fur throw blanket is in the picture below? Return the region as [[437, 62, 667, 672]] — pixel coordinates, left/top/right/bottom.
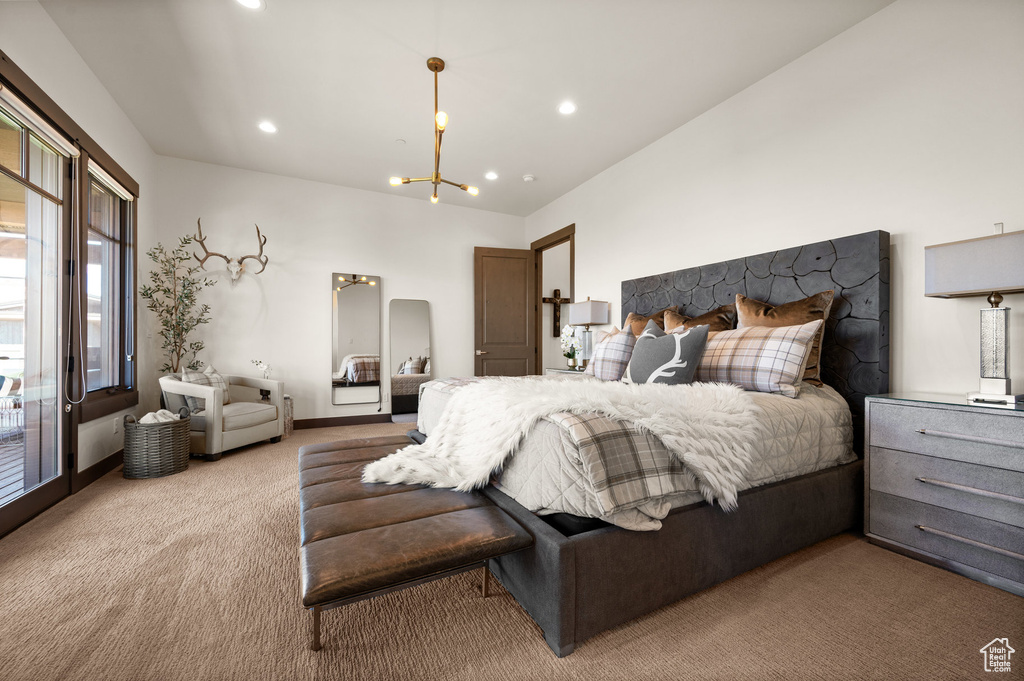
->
[[363, 377, 759, 511]]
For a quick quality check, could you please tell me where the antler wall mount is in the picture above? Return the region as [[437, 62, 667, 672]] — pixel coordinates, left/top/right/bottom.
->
[[193, 218, 268, 282]]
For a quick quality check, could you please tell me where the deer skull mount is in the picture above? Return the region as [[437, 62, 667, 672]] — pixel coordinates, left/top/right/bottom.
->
[[193, 219, 268, 283]]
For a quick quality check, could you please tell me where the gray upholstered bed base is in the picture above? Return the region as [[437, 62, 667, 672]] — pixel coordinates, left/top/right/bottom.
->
[[482, 460, 863, 657]]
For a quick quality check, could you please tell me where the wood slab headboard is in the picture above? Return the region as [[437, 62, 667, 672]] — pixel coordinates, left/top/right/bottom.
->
[[621, 230, 890, 454]]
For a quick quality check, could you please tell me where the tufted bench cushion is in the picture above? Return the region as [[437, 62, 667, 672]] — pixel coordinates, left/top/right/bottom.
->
[[298, 435, 533, 651]]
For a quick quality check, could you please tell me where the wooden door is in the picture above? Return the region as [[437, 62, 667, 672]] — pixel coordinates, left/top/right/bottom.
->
[[474, 247, 536, 376]]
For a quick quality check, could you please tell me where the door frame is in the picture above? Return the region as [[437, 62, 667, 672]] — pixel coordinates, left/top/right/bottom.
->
[[530, 224, 575, 374], [0, 147, 74, 539]]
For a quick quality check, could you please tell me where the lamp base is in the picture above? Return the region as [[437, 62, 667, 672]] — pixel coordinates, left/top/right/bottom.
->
[[966, 391, 1024, 408]]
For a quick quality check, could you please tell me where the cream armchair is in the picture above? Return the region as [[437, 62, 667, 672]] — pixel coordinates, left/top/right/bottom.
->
[[158, 374, 284, 461]]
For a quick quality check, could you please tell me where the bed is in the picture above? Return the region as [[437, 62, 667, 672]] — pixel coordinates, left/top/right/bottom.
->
[[417, 230, 890, 655], [420, 379, 855, 531], [332, 354, 380, 386], [391, 372, 432, 414]]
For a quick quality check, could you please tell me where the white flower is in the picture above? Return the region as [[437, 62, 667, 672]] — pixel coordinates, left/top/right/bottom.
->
[[251, 359, 271, 377], [559, 325, 581, 358]]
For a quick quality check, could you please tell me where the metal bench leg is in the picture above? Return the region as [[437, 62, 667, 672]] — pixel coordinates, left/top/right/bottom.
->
[[481, 561, 490, 598], [311, 606, 322, 651]]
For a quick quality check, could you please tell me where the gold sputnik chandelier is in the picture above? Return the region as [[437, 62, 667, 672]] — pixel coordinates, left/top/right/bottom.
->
[[335, 274, 376, 290], [389, 57, 477, 204]]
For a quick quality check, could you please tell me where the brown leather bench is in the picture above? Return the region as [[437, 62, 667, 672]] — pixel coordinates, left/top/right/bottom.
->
[[298, 435, 534, 651]]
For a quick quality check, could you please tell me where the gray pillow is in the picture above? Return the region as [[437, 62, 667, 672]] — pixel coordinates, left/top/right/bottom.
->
[[625, 320, 708, 385]]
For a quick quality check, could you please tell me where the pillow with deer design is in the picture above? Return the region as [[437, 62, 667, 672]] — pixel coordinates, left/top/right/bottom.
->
[[624, 320, 708, 385]]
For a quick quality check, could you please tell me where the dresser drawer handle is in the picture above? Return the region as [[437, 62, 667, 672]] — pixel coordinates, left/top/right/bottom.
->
[[916, 525, 1024, 561], [916, 477, 1024, 506], [916, 428, 1024, 450]]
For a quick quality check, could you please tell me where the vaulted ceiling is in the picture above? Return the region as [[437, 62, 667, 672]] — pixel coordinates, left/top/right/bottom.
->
[[39, 0, 894, 216]]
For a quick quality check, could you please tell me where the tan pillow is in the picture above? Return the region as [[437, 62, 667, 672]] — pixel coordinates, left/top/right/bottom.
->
[[664, 305, 736, 334], [735, 291, 834, 385], [623, 306, 678, 337]]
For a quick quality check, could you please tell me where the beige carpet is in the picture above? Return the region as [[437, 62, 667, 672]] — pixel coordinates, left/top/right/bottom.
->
[[0, 423, 1020, 681]]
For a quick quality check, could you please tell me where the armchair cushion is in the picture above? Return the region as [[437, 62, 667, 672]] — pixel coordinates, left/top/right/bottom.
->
[[222, 402, 278, 432]]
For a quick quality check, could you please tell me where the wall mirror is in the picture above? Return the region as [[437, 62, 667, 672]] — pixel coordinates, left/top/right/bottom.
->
[[331, 273, 381, 406], [389, 299, 431, 414]]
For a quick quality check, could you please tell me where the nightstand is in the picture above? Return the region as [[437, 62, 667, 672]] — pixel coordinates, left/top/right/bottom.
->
[[544, 368, 588, 377], [865, 393, 1024, 596]]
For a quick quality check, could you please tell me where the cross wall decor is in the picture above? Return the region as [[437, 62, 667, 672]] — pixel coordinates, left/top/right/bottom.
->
[[542, 289, 570, 337]]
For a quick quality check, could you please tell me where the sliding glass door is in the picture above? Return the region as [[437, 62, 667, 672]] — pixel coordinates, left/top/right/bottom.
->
[[0, 108, 67, 534]]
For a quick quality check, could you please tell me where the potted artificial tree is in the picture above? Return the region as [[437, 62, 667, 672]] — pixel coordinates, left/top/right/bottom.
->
[[140, 235, 215, 374]]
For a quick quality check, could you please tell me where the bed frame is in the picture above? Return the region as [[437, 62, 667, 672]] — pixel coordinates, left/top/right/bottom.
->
[[483, 230, 890, 656]]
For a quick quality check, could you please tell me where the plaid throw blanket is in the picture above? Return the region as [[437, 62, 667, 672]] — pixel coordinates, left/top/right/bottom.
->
[[544, 412, 691, 515], [346, 355, 380, 383], [423, 376, 482, 394]]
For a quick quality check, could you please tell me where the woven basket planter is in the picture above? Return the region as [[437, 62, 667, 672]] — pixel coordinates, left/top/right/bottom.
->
[[123, 406, 191, 479]]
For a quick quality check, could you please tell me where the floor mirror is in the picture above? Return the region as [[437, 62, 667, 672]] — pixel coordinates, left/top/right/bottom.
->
[[331, 273, 381, 407], [389, 299, 431, 414]]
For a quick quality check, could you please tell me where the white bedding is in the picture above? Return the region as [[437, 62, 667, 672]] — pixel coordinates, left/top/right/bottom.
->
[[496, 382, 854, 530], [416, 378, 855, 530]]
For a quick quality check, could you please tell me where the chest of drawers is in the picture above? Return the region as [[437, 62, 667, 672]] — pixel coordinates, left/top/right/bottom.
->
[[865, 394, 1024, 596]]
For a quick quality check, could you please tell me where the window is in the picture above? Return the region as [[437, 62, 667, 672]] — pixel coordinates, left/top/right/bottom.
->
[[82, 161, 135, 411], [86, 177, 122, 391]]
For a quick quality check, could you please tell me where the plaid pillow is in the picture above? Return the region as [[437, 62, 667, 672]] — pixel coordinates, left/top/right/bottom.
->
[[180, 369, 209, 412], [180, 366, 230, 411], [398, 357, 426, 375], [695, 320, 822, 398], [584, 327, 636, 381], [204, 365, 230, 404]]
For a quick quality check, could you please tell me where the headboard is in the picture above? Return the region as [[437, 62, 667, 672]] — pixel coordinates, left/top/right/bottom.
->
[[621, 230, 890, 454]]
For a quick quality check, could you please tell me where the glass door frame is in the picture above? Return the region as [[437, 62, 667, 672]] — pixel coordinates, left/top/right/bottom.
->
[[0, 142, 73, 539]]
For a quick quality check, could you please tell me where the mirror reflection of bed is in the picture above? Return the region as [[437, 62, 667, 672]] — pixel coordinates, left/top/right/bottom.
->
[[389, 299, 431, 416], [331, 273, 381, 406]]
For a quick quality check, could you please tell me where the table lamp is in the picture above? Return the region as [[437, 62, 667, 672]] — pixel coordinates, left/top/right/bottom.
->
[[925, 229, 1024, 406], [566, 297, 609, 370]]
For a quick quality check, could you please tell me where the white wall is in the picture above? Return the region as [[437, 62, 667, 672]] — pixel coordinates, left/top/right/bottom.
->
[[525, 0, 1024, 396], [0, 1, 158, 470], [539, 241, 571, 369], [153, 156, 523, 420]]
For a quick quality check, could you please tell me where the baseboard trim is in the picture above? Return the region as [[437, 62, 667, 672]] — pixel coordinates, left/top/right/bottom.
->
[[295, 414, 393, 430], [72, 449, 123, 493]]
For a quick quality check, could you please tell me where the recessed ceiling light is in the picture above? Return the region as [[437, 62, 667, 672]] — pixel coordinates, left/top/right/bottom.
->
[[484, 171, 498, 181], [558, 101, 577, 115], [523, 174, 535, 183], [258, 120, 277, 133], [236, 0, 265, 9]]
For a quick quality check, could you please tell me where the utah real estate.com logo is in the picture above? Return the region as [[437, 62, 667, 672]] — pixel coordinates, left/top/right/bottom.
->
[[980, 638, 1014, 673]]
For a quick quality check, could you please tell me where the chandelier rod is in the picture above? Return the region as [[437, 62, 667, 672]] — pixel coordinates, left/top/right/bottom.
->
[[433, 67, 442, 197]]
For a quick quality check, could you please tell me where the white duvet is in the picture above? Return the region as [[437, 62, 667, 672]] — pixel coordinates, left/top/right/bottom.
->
[[494, 382, 855, 530]]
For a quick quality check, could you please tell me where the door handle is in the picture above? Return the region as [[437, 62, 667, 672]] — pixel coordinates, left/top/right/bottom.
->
[[475, 350, 489, 356]]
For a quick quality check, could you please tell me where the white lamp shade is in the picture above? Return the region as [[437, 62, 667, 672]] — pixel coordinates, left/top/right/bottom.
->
[[567, 299, 609, 326], [925, 230, 1024, 298]]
